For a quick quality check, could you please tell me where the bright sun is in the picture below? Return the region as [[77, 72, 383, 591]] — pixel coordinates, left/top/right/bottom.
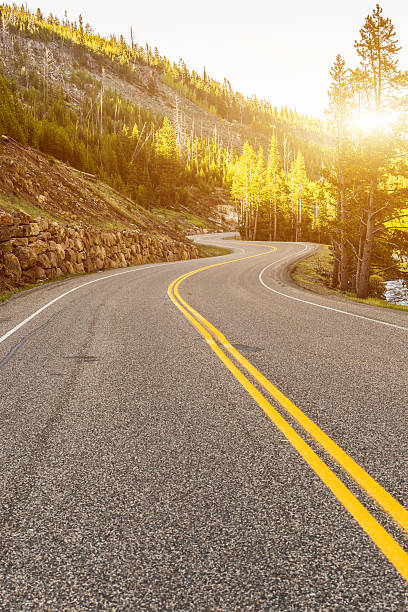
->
[[352, 110, 400, 134]]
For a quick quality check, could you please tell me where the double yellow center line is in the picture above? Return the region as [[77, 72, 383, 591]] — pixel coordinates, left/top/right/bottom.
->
[[168, 244, 408, 582]]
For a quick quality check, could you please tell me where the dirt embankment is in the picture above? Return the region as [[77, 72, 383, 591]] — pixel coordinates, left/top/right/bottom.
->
[[0, 137, 235, 237]]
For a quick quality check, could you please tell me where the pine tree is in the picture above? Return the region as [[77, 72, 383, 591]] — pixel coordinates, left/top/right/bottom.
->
[[266, 135, 281, 241], [252, 146, 266, 240], [328, 54, 351, 290], [354, 4, 405, 298], [153, 117, 178, 200], [291, 152, 308, 241]]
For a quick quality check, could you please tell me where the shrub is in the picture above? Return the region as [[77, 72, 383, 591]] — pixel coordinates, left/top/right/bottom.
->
[[369, 274, 385, 298]]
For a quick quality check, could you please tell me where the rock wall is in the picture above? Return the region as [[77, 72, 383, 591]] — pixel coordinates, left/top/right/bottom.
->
[[0, 210, 199, 288]]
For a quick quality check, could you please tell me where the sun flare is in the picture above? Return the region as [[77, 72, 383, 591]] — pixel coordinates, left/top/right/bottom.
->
[[351, 110, 400, 134]]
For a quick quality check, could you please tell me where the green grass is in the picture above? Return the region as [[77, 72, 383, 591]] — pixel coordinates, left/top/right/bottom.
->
[[198, 244, 232, 258], [153, 208, 213, 230], [89, 217, 128, 231], [0, 275, 71, 303], [93, 183, 148, 227], [0, 194, 65, 223], [347, 295, 408, 311], [292, 245, 408, 312]]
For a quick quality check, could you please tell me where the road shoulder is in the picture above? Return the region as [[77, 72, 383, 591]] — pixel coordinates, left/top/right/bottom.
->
[[291, 244, 408, 313]]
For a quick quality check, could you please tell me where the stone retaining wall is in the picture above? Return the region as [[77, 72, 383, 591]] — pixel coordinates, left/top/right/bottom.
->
[[0, 210, 199, 287]]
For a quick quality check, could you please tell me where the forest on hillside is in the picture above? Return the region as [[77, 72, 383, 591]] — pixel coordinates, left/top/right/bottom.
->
[[0, 3, 407, 299], [0, 3, 332, 228], [0, 4, 332, 170], [226, 4, 408, 299]]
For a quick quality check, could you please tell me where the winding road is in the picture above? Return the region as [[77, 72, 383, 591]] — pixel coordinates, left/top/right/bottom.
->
[[0, 234, 408, 609]]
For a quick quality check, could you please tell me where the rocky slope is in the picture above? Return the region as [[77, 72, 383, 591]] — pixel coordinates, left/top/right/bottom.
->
[[0, 136, 236, 237]]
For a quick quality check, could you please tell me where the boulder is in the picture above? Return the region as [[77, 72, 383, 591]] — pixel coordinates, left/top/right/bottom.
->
[[64, 248, 75, 263], [31, 240, 48, 255], [23, 266, 46, 282], [0, 226, 17, 242], [38, 231, 52, 241], [37, 253, 51, 269], [4, 253, 22, 281], [74, 263, 85, 274], [61, 261, 75, 275], [95, 257, 104, 270], [11, 237, 29, 247], [84, 257, 96, 273], [0, 242, 13, 254], [18, 223, 40, 238], [118, 253, 127, 267], [74, 238, 84, 251], [17, 210, 34, 224], [0, 213, 14, 226], [54, 244, 65, 266], [14, 246, 37, 270], [34, 266, 46, 280], [45, 267, 59, 280], [36, 218, 50, 232], [47, 251, 58, 268]]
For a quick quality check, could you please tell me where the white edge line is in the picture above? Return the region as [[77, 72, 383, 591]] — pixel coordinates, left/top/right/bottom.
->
[[194, 237, 246, 254], [0, 262, 178, 346], [0, 240, 246, 347], [258, 244, 408, 332]]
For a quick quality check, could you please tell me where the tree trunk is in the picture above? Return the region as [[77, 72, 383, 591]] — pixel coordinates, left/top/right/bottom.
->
[[355, 206, 366, 291], [332, 250, 340, 288], [245, 207, 249, 241], [298, 188, 302, 241], [339, 171, 349, 291], [253, 177, 261, 241], [339, 246, 349, 291], [273, 170, 277, 241], [291, 175, 295, 241], [356, 180, 375, 298], [253, 204, 259, 241]]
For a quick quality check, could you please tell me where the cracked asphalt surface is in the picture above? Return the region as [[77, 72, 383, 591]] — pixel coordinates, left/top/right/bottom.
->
[[0, 234, 407, 610]]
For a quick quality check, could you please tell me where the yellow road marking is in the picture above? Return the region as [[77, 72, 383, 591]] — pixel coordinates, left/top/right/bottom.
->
[[171, 246, 408, 535], [167, 246, 408, 582]]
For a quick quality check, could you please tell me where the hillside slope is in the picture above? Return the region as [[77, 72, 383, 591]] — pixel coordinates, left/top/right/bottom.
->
[[0, 4, 332, 176], [0, 4, 333, 254], [0, 136, 235, 236]]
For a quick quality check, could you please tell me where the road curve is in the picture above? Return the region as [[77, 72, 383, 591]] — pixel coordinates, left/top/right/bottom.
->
[[0, 234, 407, 609]]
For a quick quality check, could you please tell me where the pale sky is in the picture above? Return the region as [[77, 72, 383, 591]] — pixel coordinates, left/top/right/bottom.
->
[[28, 0, 408, 117]]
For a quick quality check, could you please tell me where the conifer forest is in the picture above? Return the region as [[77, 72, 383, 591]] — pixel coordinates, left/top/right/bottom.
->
[[0, 3, 407, 298]]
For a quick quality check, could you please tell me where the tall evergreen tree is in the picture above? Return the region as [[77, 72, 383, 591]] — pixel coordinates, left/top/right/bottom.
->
[[328, 54, 351, 290], [265, 136, 282, 241], [354, 4, 406, 298]]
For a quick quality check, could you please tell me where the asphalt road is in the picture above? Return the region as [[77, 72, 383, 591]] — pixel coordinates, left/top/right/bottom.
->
[[0, 234, 407, 610]]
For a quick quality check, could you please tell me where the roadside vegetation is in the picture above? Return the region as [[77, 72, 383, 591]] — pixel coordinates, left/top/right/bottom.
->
[[196, 244, 231, 258], [293, 246, 408, 312], [229, 5, 408, 299]]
